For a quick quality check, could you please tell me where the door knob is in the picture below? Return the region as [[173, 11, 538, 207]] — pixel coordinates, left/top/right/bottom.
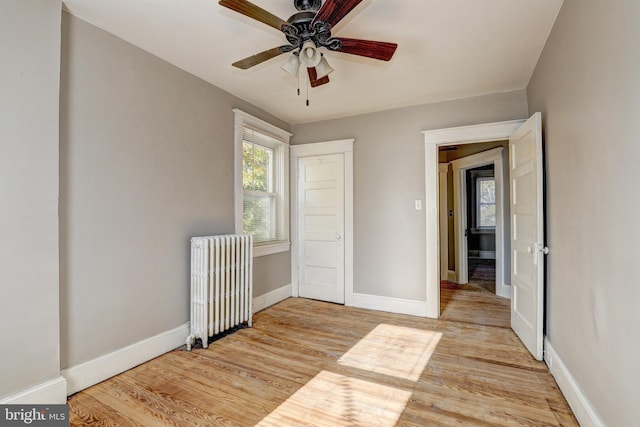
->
[[336, 234, 342, 241]]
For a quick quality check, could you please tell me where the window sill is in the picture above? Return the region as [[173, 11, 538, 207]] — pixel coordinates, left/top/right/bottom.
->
[[253, 241, 290, 258]]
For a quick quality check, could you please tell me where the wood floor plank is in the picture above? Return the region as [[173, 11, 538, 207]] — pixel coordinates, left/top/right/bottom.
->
[[68, 392, 145, 427], [441, 280, 511, 328], [68, 293, 578, 426], [118, 365, 250, 426]]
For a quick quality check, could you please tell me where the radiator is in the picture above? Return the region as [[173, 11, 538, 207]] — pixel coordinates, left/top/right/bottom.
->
[[186, 234, 253, 351]]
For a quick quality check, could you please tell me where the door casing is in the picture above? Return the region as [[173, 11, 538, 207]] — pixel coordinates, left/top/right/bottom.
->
[[290, 139, 354, 304], [423, 119, 526, 318]]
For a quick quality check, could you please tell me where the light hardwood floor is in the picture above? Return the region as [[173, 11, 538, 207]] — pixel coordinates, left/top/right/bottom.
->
[[440, 280, 511, 328], [68, 295, 577, 426]]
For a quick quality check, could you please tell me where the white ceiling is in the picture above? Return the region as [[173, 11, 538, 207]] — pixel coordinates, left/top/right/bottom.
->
[[62, 0, 563, 124]]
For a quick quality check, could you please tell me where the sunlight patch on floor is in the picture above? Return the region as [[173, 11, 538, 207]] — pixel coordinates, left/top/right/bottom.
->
[[255, 371, 411, 427], [338, 324, 443, 381]]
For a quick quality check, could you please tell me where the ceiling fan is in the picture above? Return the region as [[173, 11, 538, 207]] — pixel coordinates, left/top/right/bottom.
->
[[219, 0, 398, 87]]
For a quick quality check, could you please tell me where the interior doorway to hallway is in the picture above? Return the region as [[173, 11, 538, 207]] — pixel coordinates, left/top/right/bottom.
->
[[438, 141, 510, 326], [424, 114, 546, 360]]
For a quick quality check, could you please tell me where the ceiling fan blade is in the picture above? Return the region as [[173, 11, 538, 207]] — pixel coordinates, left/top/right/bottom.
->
[[335, 38, 397, 61], [232, 46, 287, 69], [219, 0, 288, 31], [308, 67, 330, 87], [312, 0, 363, 28]]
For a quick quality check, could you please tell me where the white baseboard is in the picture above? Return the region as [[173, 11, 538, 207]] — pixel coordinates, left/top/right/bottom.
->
[[496, 283, 511, 299], [0, 376, 67, 404], [447, 270, 456, 282], [62, 285, 292, 396], [62, 322, 189, 396], [544, 338, 605, 427], [253, 284, 291, 313], [350, 293, 428, 317]]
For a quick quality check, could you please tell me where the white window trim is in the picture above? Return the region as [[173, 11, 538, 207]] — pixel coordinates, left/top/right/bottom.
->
[[233, 109, 291, 257]]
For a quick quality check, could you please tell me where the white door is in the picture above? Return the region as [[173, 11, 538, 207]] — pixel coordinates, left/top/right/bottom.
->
[[509, 112, 546, 360], [298, 154, 345, 304]]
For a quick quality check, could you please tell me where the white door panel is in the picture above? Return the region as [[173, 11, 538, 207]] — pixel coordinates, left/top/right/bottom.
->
[[305, 215, 337, 233], [509, 112, 545, 360], [305, 188, 338, 208], [298, 154, 345, 304]]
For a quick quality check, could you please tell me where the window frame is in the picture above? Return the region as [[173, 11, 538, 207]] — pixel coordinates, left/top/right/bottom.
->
[[234, 109, 291, 257], [476, 176, 496, 229]]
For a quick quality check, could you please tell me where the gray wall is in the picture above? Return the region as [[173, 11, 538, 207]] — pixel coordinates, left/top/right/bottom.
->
[[527, 0, 640, 424], [293, 92, 528, 300], [0, 0, 62, 398], [253, 252, 291, 298], [60, 14, 290, 369]]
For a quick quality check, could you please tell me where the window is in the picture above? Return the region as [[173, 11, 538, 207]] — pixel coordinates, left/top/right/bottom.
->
[[234, 109, 290, 257], [476, 177, 496, 228]]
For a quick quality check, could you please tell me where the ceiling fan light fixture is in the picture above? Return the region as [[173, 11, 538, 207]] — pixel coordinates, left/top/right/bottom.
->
[[281, 53, 301, 77], [315, 55, 334, 79], [220, 0, 398, 88], [299, 40, 321, 68]]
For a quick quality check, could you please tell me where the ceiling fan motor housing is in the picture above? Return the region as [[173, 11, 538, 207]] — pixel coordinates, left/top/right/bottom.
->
[[294, 0, 321, 12], [284, 10, 341, 53]]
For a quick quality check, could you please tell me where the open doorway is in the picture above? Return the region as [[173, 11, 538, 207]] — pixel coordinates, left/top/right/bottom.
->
[[466, 164, 497, 292], [424, 115, 546, 360], [437, 142, 511, 327]]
